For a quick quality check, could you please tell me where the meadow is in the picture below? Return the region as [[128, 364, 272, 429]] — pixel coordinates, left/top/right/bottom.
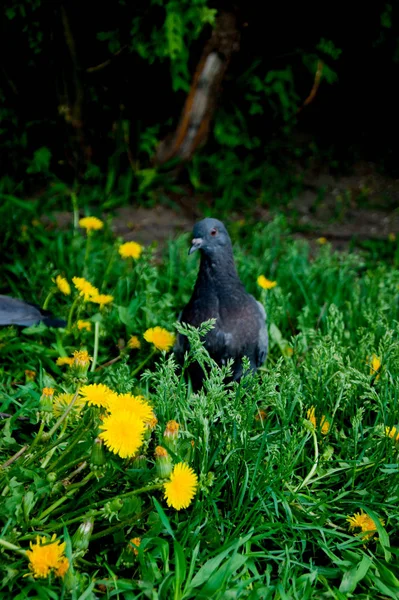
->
[[1, 200, 399, 599]]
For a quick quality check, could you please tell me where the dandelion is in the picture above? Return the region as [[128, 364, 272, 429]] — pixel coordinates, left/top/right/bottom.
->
[[79, 383, 116, 408], [107, 393, 154, 422], [26, 534, 69, 579], [55, 275, 71, 296], [99, 409, 146, 458], [129, 537, 141, 556], [385, 426, 399, 443], [76, 320, 92, 332], [255, 409, 267, 422], [257, 275, 277, 290], [25, 369, 36, 380], [307, 406, 330, 435], [56, 356, 74, 367], [72, 277, 99, 301], [347, 510, 384, 540], [72, 349, 92, 366], [155, 446, 173, 478], [79, 216, 104, 232], [53, 393, 86, 419], [163, 420, 180, 451], [369, 354, 381, 380], [143, 327, 175, 352], [128, 335, 141, 350], [42, 388, 55, 398], [119, 241, 143, 260], [317, 237, 328, 245], [163, 462, 198, 511], [90, 294, 114, 308]]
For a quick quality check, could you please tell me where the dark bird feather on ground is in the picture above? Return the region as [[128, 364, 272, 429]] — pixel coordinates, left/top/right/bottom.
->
[[0, 295, 66, 328], [174, 218, 268, 390]]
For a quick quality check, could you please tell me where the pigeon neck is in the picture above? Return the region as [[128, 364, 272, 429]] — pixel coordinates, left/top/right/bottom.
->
[[198, 251, 241, 289]]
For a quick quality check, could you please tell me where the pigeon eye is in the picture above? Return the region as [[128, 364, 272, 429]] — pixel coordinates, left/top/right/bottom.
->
[[210, 228, 218, 236]]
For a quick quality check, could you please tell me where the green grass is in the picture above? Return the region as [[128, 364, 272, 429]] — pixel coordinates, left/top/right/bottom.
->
[[1, 197, 399, 598]]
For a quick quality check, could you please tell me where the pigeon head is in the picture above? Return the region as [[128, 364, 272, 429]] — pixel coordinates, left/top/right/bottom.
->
[[189, 218, 232, 256]]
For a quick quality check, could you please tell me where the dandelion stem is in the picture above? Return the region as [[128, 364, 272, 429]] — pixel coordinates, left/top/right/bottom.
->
[[71, 191, 79, 231], [295, 429, 319, 492], [28, 420, 46, 453], [67, 295, 80, 332], [90, 321, 101, 372], [131, 349, 156, 378], [83, 232, 92, 277], [42, 290, 55, 311], [0, 538, 27, 556], [44, 386, 81, 441], [37, 472, 95, 521]]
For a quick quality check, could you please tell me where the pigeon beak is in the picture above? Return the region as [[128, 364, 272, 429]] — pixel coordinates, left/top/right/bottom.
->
[[189, 238, 203, 255]]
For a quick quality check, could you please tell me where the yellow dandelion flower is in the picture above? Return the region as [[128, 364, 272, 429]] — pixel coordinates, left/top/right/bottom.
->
[[143, 326, 175, 352], [56, 356, 74, 367], [257, 275, 277, 290], [42, 387, 55, 397], [79, 216, 104, 232], [25, 369, 36, 380], [107, 393, 154, 422], [55, 275, 71, 296], [79, 383, 116, 408], [317, 237, 328, 245], [164, 462, 198, 511], [90, 294, 114, 308], [306, 406, 330, 435], [370, 354, 381, 380], [54, 557, 69, 578], [99, 409, 146, 458], [347, 510, 384, 540], [77, 320, 92, 332], [119, 241, 143, 260], [26, 534, 69, 579], [53, 393, 86, 419], [128, 335, 141, 350], [72, 277, 99, 301], [129, 537, 141, 556], [385, 426, 399, 443]]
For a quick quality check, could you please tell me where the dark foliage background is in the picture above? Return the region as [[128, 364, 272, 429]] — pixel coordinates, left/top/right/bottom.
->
[[1, 0, 398, 203]]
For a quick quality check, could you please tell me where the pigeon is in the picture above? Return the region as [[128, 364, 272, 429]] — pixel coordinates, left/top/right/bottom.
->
[[174, 218, 268, 389], [0, 295, 66, 328]]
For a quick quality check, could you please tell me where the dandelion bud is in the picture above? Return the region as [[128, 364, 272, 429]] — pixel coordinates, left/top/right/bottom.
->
[[47, 472, 57, 484], [163, 420, 180, 452], [181, 439, 195, 463], [70, 349, 92, 379], [154, 446, 173, 479], [39, 387, 55, 422], [90, 437, 106, 477], [129, 537, 141, 556], [144, 413, 158, 440], [255, 409, 267, 424], [131, 454, 147, 470], [25, 369, 36, 381], [72, 517, 94, 552]]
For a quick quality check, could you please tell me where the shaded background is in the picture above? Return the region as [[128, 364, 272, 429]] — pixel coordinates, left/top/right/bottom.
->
[[1, 0, 398, 208]]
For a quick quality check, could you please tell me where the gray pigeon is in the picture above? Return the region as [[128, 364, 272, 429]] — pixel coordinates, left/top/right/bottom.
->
[[174, 218, 268, 389], [0, 295, 66, 328]]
